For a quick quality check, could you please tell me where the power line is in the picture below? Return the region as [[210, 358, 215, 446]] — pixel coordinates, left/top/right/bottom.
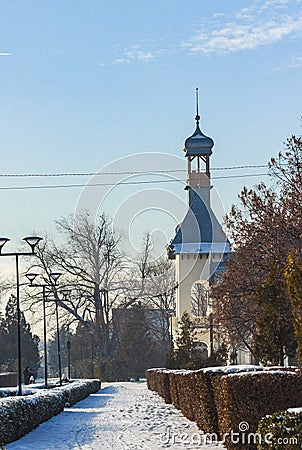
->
[[0, 164, 268, 178], [0, 172, 270, 191]]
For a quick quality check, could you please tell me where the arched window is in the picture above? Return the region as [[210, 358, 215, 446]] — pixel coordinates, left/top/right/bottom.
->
[[191, 281, 209, 317]]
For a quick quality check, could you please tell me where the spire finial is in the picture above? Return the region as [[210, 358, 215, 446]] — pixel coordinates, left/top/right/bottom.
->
[[195, 87, 200, 126]]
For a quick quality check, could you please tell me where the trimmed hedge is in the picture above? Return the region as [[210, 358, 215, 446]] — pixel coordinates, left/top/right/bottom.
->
[[146, 368, 172, 403], [147, 368, 219, 434], [147, 368, 302, 450], [257, 408, 302, 449], [54, 379, 101, 406], [193, 370, 219, 434], [212, 371, 302, 450], [168, 370, 184, 410], [0, 379, 101, 446]]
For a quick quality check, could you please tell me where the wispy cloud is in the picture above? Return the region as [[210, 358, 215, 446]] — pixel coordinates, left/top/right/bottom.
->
[[0, 52, 11, 56], [114, 45, 156, 64], [182, 0, 302, 55], [274, 53, 302, 70], [111, 1, 302, 64], [290, 54, 302, 67]]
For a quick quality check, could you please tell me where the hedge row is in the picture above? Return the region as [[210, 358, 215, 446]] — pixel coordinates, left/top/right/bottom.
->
[[53, 379, 101, 406], [147, 368, 219, 434], [212, 371, 302, 450], [0, 379, 101, 446], [257, 408, 302, 449], [147, 368, 302, 450]]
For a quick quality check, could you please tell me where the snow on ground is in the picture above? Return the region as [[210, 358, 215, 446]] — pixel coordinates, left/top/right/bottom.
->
[[6, 381, 225, 450]]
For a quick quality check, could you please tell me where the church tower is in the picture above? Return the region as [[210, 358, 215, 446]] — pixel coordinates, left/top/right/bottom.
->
[[168, 89, 231, 354]]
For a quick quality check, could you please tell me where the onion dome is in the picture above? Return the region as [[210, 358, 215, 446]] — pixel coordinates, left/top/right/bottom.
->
[[184, 113, 214, 157]]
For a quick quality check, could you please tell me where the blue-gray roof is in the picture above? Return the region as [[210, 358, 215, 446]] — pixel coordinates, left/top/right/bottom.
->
[[170, 187, 231, 255]]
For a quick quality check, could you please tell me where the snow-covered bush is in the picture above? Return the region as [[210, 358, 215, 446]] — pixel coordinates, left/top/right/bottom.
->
[[257, 408, 302, 449], [212, 370, 302, 450], [147, 368, 175, 404], [53, 379, 101, 406], [0, 389, 66, 445], [0, 379, 101, 446], [147, 368, 219, 434]]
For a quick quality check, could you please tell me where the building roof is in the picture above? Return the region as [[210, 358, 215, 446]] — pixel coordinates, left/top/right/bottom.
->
[[169, 188, 231, 255]]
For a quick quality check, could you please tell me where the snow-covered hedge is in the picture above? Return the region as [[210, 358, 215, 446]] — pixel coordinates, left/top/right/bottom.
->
[[53, 378, 101, 407], [147, 367, 302, 450], [0, 379, 101, 446], [257, 408, 302, 449], [147, 366, 266, 437], [212, 370, 302, 450], [146, 368, 172, 403]]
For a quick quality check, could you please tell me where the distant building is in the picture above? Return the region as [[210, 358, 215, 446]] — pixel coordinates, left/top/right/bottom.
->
[[168, 90, 231, 358]]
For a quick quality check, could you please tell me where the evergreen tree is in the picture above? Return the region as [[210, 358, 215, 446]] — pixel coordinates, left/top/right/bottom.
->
[[253, 263, 297, 365], [285, 253, 302, 363], [205, 342, 228, 367], [169, 311, 205, 369], [113, 304, 154, 380], [0, 295, 41, 374], [175, 311, 196, 367]]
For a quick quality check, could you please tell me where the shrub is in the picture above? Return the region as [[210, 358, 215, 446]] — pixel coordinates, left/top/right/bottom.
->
[[257, 408, 302, 449], [147, 368, 219, 433], [168, 370, 181, 409], [0, 379, 101, 446], [211, 371, 302, 450], [193, 370, 219, 434], [54, 379, 101, 406], [175, 371, 196, 421]]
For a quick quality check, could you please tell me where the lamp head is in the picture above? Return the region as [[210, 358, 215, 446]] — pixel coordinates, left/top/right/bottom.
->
[[25, 273, 39, 285], [60, 289, 71, 300], [23, 236, 43, 254], [0, 237, 10, 254], [50, 272, 62, 285]]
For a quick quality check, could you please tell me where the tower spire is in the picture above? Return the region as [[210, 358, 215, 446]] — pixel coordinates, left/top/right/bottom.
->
[[195, 87, 200, 126]]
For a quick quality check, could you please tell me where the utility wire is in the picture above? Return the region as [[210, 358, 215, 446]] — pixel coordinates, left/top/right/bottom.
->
[[0, 164, 268, 178], [0, 172, 270, 191]]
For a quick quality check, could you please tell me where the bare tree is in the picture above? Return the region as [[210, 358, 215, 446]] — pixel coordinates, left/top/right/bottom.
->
[[28, 212, 126, 356]]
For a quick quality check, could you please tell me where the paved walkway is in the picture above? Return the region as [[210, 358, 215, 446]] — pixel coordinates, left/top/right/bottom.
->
[[7, 382, 225, 449]]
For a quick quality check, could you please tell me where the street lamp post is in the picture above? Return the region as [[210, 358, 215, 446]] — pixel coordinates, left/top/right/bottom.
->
[[0, 236, 43, 396], [67, 340, 71, 380], [25, 272, 62, 389], [55, 297, 62, 385], [57, 289, 70, 386]]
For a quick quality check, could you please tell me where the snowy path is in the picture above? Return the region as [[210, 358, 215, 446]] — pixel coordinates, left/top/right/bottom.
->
[[7, 382, 225, 449]]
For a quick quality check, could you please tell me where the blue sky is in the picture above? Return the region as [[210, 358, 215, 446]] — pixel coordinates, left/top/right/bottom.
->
[[0, 0, 302, 254]]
